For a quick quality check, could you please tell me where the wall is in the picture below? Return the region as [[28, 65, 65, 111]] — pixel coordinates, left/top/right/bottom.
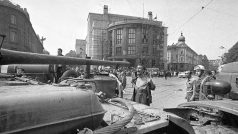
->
[[0, 1, 43, 53]]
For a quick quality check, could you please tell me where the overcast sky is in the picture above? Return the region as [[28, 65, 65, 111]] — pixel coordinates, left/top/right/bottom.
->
[[11, 0, 238, 59]]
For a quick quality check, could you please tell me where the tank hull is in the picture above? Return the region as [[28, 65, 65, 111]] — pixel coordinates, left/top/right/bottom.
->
[[0, 85, 105, 134]]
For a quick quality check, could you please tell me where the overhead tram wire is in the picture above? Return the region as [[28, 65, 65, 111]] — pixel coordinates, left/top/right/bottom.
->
[[169, 0, 214, 36]]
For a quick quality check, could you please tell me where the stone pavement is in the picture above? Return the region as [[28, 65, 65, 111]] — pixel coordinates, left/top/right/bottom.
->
[[123, 76, 187, 109]]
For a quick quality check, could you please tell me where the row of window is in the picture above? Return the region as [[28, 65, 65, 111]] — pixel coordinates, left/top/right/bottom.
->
[[115, 28, 163, 45], [114, 46, 162, 56]]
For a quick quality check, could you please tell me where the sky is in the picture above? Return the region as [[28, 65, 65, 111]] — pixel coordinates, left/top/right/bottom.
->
[[10, 0, 238, 59]]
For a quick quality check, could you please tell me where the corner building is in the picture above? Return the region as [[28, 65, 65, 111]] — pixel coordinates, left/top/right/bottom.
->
[[107, 19, 167, 68], [87, 5, 167, 69], [167, 33, 201, 72], [0, 0, 43, 53]]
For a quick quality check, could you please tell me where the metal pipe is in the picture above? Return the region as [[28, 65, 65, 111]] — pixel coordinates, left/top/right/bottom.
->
[[0, 49, 130, 66]]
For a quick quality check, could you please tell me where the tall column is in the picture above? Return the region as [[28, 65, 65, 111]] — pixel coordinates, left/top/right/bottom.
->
[[122, 27, 127, 56], [112, 30, 115, 57]]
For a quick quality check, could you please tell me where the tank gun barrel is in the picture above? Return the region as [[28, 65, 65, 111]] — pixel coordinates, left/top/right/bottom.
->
[[0, 49, 130, 66]]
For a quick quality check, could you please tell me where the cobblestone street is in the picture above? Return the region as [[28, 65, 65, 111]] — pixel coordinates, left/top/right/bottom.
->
[[123, 76, 187, 109]]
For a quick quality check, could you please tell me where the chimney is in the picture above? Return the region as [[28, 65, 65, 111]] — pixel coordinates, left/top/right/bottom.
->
[[148, 11, 153, 20], [103, 5, 108, 14]]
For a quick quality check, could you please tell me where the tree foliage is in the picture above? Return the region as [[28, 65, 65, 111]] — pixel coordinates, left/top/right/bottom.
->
[[65, 50, 81, 58], [223, 42, 238, 64], [201, 55, 210, 70], [64, 50, 82, 69]]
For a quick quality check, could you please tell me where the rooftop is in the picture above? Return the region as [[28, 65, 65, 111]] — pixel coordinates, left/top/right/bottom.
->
[[0, 0, 29, 19]]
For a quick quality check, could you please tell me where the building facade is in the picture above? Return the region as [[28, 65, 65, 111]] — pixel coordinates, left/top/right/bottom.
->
[[167, 33, 201, 72], [0, 0, 43, 53], [87, 5, 167, 69], [107, 19, 167, 68], [75, 39, 86, 58]]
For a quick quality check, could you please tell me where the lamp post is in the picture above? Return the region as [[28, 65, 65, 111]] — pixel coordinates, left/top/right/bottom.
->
[[219, 46, 227, 65]]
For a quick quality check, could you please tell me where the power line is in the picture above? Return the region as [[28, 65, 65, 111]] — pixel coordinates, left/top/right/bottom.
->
[[169, 0, 214, 36]]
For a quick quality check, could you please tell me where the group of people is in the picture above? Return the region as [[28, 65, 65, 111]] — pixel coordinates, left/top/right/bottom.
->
[[54, 48, 156, 106], [186, 65, 216, 102], [54, 48, 220, 105]]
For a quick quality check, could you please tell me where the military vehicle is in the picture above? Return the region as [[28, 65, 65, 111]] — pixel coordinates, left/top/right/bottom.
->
[[1, 47, 193, 134], [1, 34, 238, 133], [165, 61, 238, 134]]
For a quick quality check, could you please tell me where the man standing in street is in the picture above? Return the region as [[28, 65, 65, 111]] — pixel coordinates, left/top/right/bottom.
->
[[189, 65, 206, 101], [185, 71, 195, 102], [131, 65, 155, 106]]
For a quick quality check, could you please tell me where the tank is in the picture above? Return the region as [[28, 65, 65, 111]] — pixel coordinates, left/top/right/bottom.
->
[[2, 47, 238, 134], [164, 62, 238, 134], [0, 48, 174, 134]]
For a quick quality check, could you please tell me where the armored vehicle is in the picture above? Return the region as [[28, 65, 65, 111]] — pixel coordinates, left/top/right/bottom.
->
[[1, 36, 238, 133], [0, 48, 192, 134], [165, 61, 238, 134]]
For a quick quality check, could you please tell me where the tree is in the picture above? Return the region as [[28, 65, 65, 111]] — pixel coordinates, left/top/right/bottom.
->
[[65, 50, 82, 69], [201, 55, 210, 70], [223, 42, 238, 64], [65, 50, 77, 57]]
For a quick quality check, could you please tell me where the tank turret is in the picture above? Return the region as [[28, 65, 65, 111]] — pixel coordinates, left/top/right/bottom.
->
[[205, 80, 231, 95]]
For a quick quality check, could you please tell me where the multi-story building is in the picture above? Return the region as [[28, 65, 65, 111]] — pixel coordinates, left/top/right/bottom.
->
[[0, 0, 43, 53], [107, 18, 167, 68], [167, 33, 200, 71], [75, 39, 86, 58], [87, 5, 167, 69]]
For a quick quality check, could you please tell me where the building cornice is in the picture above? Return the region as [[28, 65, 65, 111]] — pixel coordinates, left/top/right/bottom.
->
[[0, 1, 29, 19], [0, 1, 43, 49]]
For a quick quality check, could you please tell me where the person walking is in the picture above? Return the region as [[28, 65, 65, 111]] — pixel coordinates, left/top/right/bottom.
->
[[131, 65, 155, 106], [164, 71, 167, 80]]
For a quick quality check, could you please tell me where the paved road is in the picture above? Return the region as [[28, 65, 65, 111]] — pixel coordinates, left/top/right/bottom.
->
[[123, 76, 187, 109]]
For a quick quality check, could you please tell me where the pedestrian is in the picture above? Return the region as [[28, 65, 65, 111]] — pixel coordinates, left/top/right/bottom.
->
[[185, 71, 195, 102], [187, 71, 192, 81], [54, 48, 66, 83], [211, 70, 216, 79], [131, 65, 155, 106], [109, 70, 123, 98], [118, 70, 127, 90], [164, 71, 167, 80], [189, 65, 206, 101], [131, 69, 137, 87]]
